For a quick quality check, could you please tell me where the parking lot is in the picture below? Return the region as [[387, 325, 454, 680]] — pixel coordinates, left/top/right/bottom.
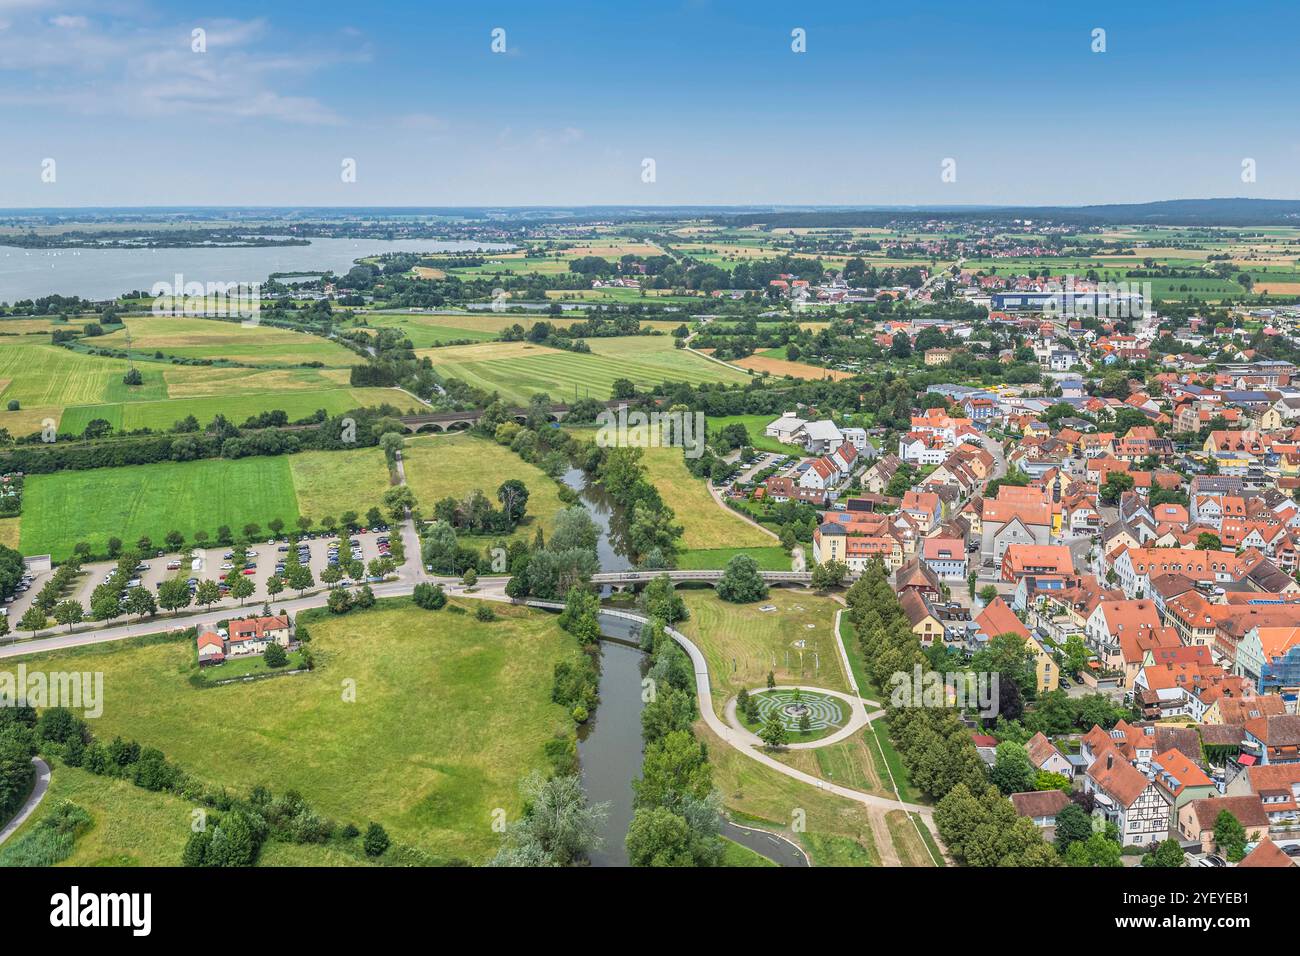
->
[[2, 529, 398, 628]]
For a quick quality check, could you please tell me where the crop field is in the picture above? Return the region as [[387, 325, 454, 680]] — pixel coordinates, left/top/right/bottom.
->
[[19, 456, 301, 558], [59, 386, 419, 435], [96, 317, 358, 367], [637, 445, 773, 551], [288, 448, 393, 520], [419, 335, 749, 404], [4, 601, 579, 864], [400, 432, 567, 542], [731, 353, 855, 381], [162, 365, 353, 397], [676, 589, 849, 712], [0, 340, 159, 407]]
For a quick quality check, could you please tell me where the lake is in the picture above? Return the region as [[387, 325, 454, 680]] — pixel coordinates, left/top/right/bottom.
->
[[0, 238, 512, 303]]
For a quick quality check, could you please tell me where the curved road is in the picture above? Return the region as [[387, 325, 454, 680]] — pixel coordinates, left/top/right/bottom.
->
[[0, 757, 51, 846]]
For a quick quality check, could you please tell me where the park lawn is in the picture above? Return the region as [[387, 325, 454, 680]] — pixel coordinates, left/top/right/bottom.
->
[[19, 456, 301, 559], [8, 601, 581, 863], [676, 546, 794, 571], [772, 731, 892, 798], [697, 722, 880, 867], [638, 446, 772, 551], [288, 448, 394, 523], [59, 386, 419, 435], [400, 433, 566, 543], [677, 589, 849, 715], [419, 334, 748, 405], [97, 317, 358, 367], [706, 414, 791, 454], [720, 838, 777, 867]]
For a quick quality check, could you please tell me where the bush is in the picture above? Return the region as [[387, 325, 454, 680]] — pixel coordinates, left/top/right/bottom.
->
[[364, 822, 390, 857], [264, 643, 289, 668], [474, 603, 497, 622], [412, 582, 446, 610]]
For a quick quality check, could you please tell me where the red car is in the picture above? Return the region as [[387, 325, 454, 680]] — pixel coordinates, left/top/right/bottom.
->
[[241, 567, 257, 575]]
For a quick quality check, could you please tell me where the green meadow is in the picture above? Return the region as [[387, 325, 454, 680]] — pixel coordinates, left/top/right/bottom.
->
[[5, 601, 579, 863]]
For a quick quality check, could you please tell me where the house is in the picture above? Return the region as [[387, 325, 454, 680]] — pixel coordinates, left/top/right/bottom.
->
[[900, 490, 941, 531], [1025, 731, 1074, 778], [1149, 748, 1217, 811], [227, 614, 292, 657], [1241, 714, 1300, 766], [980, 498, 1053, 564], [1085, 599, 1162, 673], [196, 630, 225, 666], [1001, 544, 1074, 584], [798, 456, 839, 491], [764, 476, 828, 507], [895, 557, 942, 599], [900, 589, 944, 646], [1176, 795, 1270, 853], [860, 455, 901, 495], [921, 537, 967, 580], [1226, 762, 1300, 829], [971, 596, 1030, 654], [765, 413, 807, 444], [1085, 748, 1173, 847], [798, 420, 846, 455], [1010, 790, 1071, 829], [1239, 837, 1297, 867]]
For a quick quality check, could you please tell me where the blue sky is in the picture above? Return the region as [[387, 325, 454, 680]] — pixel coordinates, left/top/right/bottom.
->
[[2, 0, 1299, 207]]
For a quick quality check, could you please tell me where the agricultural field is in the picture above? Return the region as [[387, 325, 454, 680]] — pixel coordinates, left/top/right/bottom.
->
[[95, 316, 358, 367], [676, 589, 849, 713], [356, 309, 683, 348], [637, 445, 773, 551], [15, 445, 403, 559], [399, 432, 567, 543], [3, 601, 581, 864], [730, 353, 855, 382], [19, 456, 301, 559], [288, 448, 394, 521], [59, 386, 419, 435], [418, 334, 749, 404]]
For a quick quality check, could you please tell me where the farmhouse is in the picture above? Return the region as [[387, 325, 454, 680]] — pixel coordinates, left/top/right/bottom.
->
[[227, 614, 292, 658]]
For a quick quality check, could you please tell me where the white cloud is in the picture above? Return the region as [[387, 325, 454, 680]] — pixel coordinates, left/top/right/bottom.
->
[[0, 12, 356, 125]]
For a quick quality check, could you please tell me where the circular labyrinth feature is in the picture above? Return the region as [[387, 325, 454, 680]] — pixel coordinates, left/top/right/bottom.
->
[[751, 690, 844, 731]]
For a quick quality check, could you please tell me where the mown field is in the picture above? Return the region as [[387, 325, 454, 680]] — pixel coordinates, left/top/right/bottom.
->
[[400, 432, 567, 543], [59, 386, 418, 434], [96, 316, 358, 367], [676, 589, 849, 713], [19, 456, 300, 558], [419, 335, 750, 404], [4, 601, 580, 864]]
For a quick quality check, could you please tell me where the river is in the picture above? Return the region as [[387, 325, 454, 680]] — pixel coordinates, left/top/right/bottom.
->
[[0, 237, 513, 303], [558, 465, 648, 865]]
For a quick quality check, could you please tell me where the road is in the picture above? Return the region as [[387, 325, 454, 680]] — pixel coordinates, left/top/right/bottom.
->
[[0, 757, 50, 846]]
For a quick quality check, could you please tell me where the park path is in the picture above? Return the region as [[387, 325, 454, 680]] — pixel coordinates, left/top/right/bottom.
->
[[0, 758, 51, 846]]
